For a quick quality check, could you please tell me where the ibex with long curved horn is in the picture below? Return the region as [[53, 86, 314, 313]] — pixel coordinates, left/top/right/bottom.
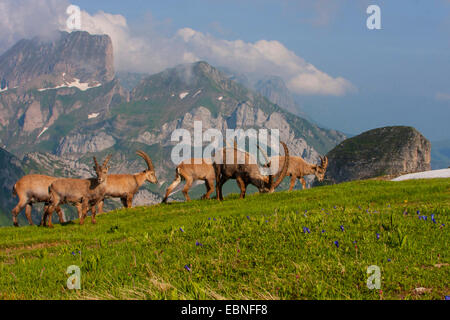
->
[[213, 141, 290, 200], [44, 155, 112, 227], [97, 150, 158, 212], [269, 155, 329, 190]]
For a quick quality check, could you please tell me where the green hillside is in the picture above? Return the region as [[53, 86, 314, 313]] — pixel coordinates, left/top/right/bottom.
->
[[0, 179, 448, 300]]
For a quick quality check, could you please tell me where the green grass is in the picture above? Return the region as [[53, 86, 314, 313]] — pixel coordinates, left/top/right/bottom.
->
[[0, 179, 448, 300]]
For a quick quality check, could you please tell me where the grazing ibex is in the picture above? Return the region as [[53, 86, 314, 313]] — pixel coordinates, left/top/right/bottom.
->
[[214, 141, 290, 200], [97, 150, 157, 213], [11, 175, 65, 227], [162, 158, 215, 203], [44, 155, 111, 228], [269, 155, 329, 190]]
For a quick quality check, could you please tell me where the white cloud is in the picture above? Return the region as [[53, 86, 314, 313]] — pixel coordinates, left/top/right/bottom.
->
[[0, 0, 69, 53], [0, 1, 356, 96]]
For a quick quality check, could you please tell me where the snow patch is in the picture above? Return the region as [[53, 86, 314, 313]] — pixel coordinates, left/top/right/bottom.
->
[[179, 92, 189, 99], [0, 86, 8, 93], [88, 113, 100, 119], [392, 169, 450, 181], [38, 78, 101, 92], [37, 127, 48, 138], [217, 96, 223, 101], [192, 90, 202, 98]]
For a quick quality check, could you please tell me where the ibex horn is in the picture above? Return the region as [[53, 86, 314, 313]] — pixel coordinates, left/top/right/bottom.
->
[[93, 156, 99, 168], [257, 143, 270, 165], [102, 154, 112, 167], [136, 150, 155, 172], [269, 141, 290, 192]]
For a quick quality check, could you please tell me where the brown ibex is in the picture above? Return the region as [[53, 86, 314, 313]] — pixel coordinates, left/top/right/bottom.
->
[[214, 141, 290, 200], [11, 175, 65, 227], [43, 155, 111, 228], [269, 155, 328, 190], [162, 158, 215, 203], [97, 150, 158, 213]]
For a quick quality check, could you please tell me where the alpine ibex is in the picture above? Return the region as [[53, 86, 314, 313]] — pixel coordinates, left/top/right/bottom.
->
[[269, 155, 329, 190], [44, 155, 111, 228], [162, 158, 215, 203], [214, 141, 290, 200], [97, 150, 157, 213], [11, 175, 65, 227]]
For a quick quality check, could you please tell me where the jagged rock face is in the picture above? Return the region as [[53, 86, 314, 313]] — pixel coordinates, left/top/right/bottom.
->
[[56, 132, 116, 155], [325, 126, 431, 183], [0, 31, 114, 89], [255, 76, 297, 113]]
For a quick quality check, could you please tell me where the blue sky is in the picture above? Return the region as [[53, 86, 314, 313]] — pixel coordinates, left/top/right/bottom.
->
[[69, 0, 450, 140]]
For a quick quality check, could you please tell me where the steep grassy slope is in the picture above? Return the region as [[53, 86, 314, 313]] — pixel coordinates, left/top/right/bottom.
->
[[0, 179, 448, 300]]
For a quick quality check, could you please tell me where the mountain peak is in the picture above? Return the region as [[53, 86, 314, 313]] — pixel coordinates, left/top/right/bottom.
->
[[0, 31, 114, 90]]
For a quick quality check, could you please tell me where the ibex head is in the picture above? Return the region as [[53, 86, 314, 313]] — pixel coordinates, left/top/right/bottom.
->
[[93, 155, 112, 184], [136, 150, 158, 184], [314, 156, 329, 182]]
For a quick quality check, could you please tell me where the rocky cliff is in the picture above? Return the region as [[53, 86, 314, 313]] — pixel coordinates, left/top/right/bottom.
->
[[324, 126, 431, 183], [0, 31, 114, 90]]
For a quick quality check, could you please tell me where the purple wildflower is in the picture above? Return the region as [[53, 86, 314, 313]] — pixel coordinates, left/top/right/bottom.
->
[[184, 265, 191, 272], [431, 214, 436, 224], [445, 296, 450, 300], [195, 241, 203, 246], [179, 227, 184, 232], [334, 241, 339, 248], [387, 258, 391, 262], [303, 227, 310, 234], [340, 225, 345, 232], [321, 229, 325, 233], [376, 233, 380, 240], [71, 252, 76, 255]]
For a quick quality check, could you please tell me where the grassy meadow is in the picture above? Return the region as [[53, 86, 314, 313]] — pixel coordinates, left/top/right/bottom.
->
[[0, 178, 448, 300]]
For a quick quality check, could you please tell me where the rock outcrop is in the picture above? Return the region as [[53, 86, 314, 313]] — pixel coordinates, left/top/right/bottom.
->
[[324, 126, 431, 183]]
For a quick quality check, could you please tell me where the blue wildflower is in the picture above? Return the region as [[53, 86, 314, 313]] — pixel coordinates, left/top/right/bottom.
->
[[334, 241, 339, 248], [179, 227, 184, 232], [71, 252, 76, 255], [376, 233, 380, 240], [352, 240, 357, 244], [387, 258, 391, 262], [431, 214, 436, 224], [445, 296, 450, 300], [333, 206, 337, 209], [321, 229, 325, 233], [417, 210, 420, 215], [247, 216, 250, 220], [213, 218, 216, 221], [195, 241, 203, 246], [184, 265, 191, 272], [303, 227, 310, 234], [340, 225, 345, 232]]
